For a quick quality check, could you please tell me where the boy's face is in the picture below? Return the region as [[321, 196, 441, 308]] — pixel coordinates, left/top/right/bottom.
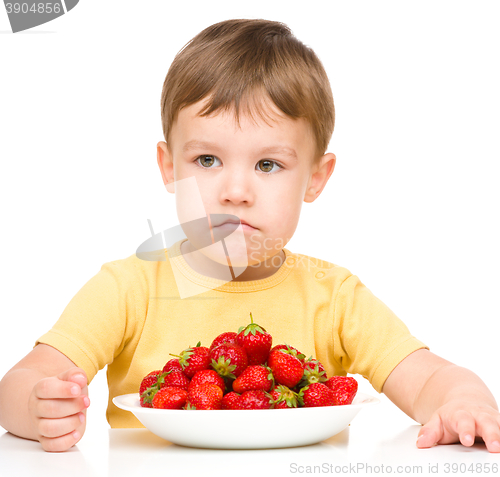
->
[[157, 97, 335, 280]]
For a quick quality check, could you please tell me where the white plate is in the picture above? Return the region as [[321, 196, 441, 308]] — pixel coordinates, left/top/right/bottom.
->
[[113, 392, 379, 449]]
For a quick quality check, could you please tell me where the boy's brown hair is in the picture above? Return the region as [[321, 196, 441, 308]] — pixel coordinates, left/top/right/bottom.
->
[[160, 18, 335, 163]]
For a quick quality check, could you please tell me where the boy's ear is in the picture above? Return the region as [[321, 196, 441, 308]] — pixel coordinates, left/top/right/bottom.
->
[[303, 153, 336, 203], [157, 141, 175, 193]]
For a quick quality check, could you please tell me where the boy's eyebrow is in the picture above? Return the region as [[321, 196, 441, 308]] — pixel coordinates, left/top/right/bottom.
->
[[182, 140, 298, 161]]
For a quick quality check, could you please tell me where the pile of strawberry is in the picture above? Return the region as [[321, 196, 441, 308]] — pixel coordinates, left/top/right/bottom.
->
[[139, 313, 357, 410]]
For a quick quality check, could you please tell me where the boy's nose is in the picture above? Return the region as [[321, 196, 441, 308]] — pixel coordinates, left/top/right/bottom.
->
[[219, 171, 254, 205]]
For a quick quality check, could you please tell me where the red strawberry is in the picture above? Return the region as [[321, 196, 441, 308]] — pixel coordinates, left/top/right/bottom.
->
[[270, 385, 302, 409], [162, 358, 183, 374], [324, 376, 358, 405], [139, 370, 162, 396], [188, 369, 225, 393], [139, 370, 166, 407], [299, 357, 327, 386], [185, 383, 223, 410], [221, 391, 240, 410], [268, 350, 304, 388], [232, 365, 273, 394], [210, 331, 238, 351], [152, 386, 188, 409], [270, 344, 306, 363], [170, 342, 211, 379], [234, 390, 272, 409], [163, 370, 190, 391], [236, 312, 272, 365], [210, 343, 248, 379], [300, 382, 336, 407]]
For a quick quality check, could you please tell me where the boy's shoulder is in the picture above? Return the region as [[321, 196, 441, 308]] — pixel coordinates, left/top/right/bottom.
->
[[93, 250, 168, 288]]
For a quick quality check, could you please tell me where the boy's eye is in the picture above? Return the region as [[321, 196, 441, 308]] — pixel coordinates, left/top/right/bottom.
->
[[257, 160, 282, 173], [197, 155, 220, 168]]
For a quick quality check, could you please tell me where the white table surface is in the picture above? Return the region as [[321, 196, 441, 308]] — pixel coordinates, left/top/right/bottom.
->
[[1, 398, 499, 477]]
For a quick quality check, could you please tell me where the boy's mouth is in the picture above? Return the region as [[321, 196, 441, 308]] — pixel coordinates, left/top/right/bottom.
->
[[212, 215, 257, 230]]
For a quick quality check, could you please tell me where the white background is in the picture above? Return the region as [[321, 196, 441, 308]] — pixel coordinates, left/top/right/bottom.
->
[[1, 0, 499, 437]]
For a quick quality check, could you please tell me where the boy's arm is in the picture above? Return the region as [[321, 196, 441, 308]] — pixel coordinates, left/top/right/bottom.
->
[[382, 349, 500, 452], [0, 343, 90, 452]]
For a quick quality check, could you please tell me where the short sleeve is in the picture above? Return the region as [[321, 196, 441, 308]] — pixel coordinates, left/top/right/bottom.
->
[[333, 274, 428, 393], [35, 260, 140, 383]]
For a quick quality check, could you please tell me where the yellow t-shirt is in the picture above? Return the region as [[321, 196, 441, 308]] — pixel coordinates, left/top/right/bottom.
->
[[36, 239, 427, 427]]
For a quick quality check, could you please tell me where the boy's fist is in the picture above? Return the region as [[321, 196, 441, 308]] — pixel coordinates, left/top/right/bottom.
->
[[28, 367, 90, 452]]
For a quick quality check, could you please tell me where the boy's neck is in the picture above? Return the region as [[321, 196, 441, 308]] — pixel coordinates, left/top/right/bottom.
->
[[180, 240, 285, 282]]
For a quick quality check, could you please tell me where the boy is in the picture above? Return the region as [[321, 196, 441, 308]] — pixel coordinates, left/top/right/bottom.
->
[[0, 18, 499, 453]]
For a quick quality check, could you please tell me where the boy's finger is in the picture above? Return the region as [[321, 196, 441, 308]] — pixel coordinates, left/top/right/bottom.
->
[[417, 414, 442, 448], [58, 367, 88, 387], [475, 414, 500, 453], [455, 410, 476, 447], [34, 377, 82, 399], [36, 396, 89, 419], [39, 428, 82, 453], [38, 412, 85, 439], [67, 374, 88, 390]]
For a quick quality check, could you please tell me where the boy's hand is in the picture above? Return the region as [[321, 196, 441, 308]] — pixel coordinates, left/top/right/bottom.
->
[[417, 399, 500, 453], [28, 367, 90, 452], [383, 349, 500, 453]]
